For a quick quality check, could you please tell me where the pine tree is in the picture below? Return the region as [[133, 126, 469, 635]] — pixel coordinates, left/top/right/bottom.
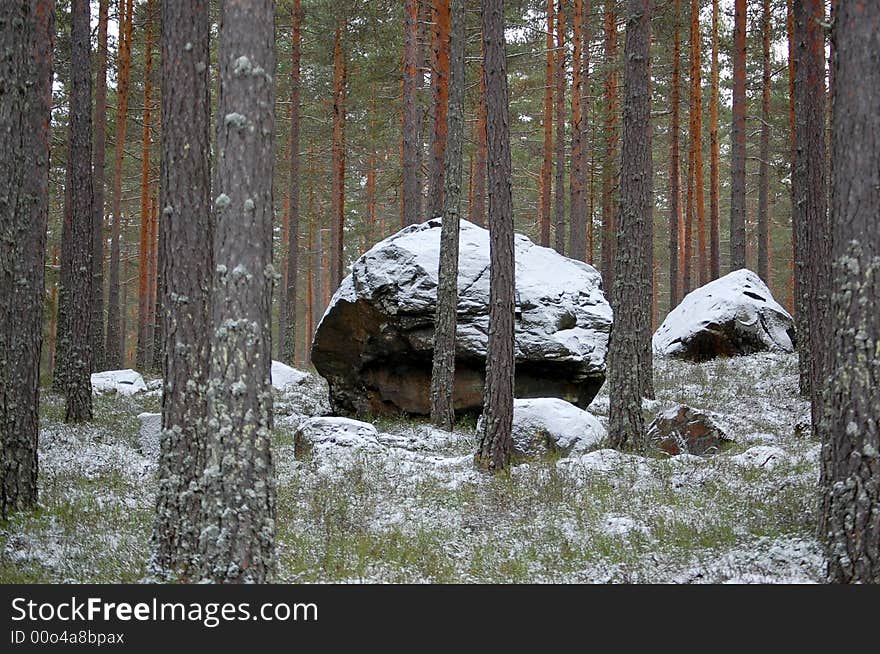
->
[[0, 0, 55, 516], [820, 0, 880, 584], [553, 0, 566, 255], [430, 0, 465, 431], [151, 0, 214, 580], [199, 0, 277, 584], [91, 0, 109, 371], [708, 0, 720, 280], [474, 0, 515, 473], [757, 0, 771, 286], [427, 0, 451, 220], [60, 0, 95, 423], [729, 0, 747, 270], [668, 0, 682, 309], [607, 0, 652, 449], [136, 0, 154, 370], [600, 0, 619, 299], [540, 0, 554, 247]]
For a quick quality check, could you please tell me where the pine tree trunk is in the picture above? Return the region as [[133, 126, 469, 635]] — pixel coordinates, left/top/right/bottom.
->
[[151, 0, 213, 580], [48, 246, 59, 380], [402, 0, 423, 227], [0, 0, 54, 516], [668, 0, 682, 310], [199, 0, 277, 584], [729, 0, 747, 271], [469, 40, 487, 228], [793, 0, 829, 434], [786, 0, 798, 317], [427, 0, 450, 220], [608, 0, 652, 449], [106, 0, 133, 369], [282, 0, 302, 366], [709, 0, 720, 280], [757, 0, 771, 286], [474, 0, 515, 474], [600, 1, 619, 300], [690, 0, 707, 285], [569, 0, 589, 262], [91, 0, 109, 371], [553, 0, 566, 255], [330, 23, 346, 290], [136, 0, 154, 371], [430, 0, 465, 431], [61, 0, 95, 422], [821, 0, 880, 584], [540, 0, 554, 248]]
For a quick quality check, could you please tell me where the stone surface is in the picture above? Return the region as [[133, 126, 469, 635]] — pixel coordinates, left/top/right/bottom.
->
[[478, 397, 606, 459], [312, 218, 612, 417], [647, 404, 731, 456], [293, 416, 381, 458], [271, 360, 310, 391], [91, 369, 147, 396], [136, 412, 161, 458], [653, 269, 795, 361]]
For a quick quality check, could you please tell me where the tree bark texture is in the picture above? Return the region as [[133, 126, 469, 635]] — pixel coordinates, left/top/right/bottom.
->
[[427, 0, 450, 220], [729, 0, 747, 271], [402, 0, 422, 227], [91, 0, 109, 371], [199, 0, 277, 584]]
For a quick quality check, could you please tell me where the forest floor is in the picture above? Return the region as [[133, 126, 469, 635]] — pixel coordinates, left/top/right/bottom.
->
[[0, 352, 825, 583]]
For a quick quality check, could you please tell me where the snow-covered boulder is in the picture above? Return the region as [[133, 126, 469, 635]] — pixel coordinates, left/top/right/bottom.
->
[[478, 397, 606, 459], [647, 404, 731, 456], [270, 361, 331, 418], [136, 412, 161, 458], [653, 269, 795, 361], [312, 218, 613, 417], [91, 369, 147, 396], [730, 445, 788, 470], [293, 416, 381, 457], [271, 360, 310, 391]]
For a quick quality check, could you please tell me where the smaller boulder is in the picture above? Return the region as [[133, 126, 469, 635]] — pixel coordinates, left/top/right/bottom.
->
[[479, 397, 606, 459], [647, 404, 731, 456], [271, 360, 310, 391], [136, 412, 161, 458], [293, 416, 380, 458], [91, 369, 147, 396], [271, 361, 331, 418], [653, 269, 795, 361], [730, 445, 787, 470]]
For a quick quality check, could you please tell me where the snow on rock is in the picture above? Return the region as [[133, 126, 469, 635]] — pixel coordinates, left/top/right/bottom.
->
[[293, 416, 381, 457], [557, 448, 650, 476], [729, 445, 788, 471], [653, 269, 795, 361], [478, 397, 606, 459], [271, 360, 310, 391], [91, 369, 147, 396], [312, 218, 612, 417], [136, 412, 161, 458]]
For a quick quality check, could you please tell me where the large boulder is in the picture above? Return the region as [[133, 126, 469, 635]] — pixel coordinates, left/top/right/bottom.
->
[[311, 218, 612, 417], [653, 269, 795, 361], [91, 369, 147, 396], [479, 397, 606, 459], [647, 404, 731, 456]]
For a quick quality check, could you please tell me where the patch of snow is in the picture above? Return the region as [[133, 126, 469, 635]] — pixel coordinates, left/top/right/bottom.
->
[[270, 360, 309, 391], [729, 445, 788, 470], [91, 369, 147, 396], [295, 417, 381, 451]]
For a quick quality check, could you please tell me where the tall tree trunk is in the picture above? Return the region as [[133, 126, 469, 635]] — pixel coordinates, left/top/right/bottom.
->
[[669, 0, 682, 309], [821, 0, 880, 584], [569, 0, 589, 262], [282, 0, 302, 365], [793, 0, 829, 434], [757, 0, 771, 286], [48, 246, 59, 380], [91, 0, 109, 371], [200, 0, 276, 584], [600, 0, 619, 300], [402, 0, 422, 226], [60, 0, 95, 422], [427, 0, 451, 219], [470, 38, 487, 228], [0, 0, 54, 516], [430, 0, 465, 431], [709, 0, 720, 280], [690, 0, 707, 285], [136, 0, 154, 371], [540, 0, 554, 247], [553, 0, 566, 255], [474, 0, 515, 473], [786, 0, 797, 317], [729, 0, 747, 270], [330, 22, 346, 290], [152, 0, 213, 580], [144, 189, 156, 368], [608, 0, 652, 448], [106, 0, 133, 369]]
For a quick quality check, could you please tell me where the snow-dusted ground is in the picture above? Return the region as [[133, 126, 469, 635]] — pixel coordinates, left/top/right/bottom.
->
[[0, 353, 825, 583]]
